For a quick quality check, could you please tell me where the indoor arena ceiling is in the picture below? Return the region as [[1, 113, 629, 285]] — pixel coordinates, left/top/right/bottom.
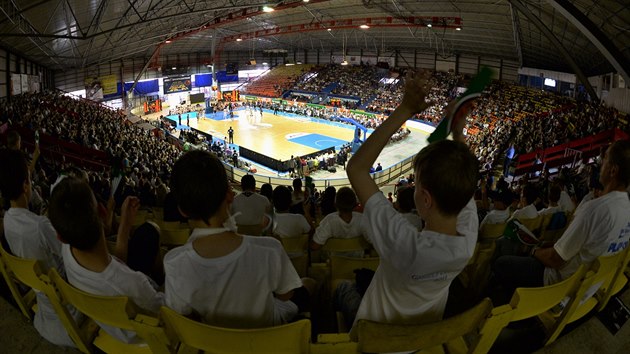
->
[[0, 0, 628, 77]]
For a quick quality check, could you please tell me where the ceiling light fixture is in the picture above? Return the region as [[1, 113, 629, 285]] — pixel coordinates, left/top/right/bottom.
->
[[327, 28, 332, 31], [165, 40, 172, 43], [360, 24, 369, 29], [303, 0, 310, 2], [262, 6, 274, 12], [456, 27, 461, 31], [236, 38, 243, 41], [426, 24, 432, 28]]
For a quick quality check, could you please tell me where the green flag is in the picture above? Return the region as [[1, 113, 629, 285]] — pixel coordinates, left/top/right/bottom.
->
[[427, 67, 494, 143]]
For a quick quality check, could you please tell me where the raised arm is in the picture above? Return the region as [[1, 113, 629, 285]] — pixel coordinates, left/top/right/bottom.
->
[[114, 196, 140, 262], [347, 71, 433, 205]]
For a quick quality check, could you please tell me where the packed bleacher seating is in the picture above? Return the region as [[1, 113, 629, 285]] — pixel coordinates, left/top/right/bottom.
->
[[242, 64, 314, 97]]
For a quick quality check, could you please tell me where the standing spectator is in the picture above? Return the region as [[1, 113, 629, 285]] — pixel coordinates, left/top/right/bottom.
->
[[227, 126, 234, 144]]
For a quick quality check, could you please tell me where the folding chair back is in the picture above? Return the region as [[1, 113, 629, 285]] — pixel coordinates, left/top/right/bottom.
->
[[160, 306, 311, 353], [357, 298, 493, 353]]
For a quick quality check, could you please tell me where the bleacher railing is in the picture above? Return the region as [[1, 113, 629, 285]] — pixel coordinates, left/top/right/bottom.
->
[[514, 128, 629, 177], [221, 154, 415, 191]]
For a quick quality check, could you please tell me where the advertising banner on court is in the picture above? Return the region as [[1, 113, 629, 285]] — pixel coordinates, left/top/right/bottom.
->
[[164, 77, 192, 94]]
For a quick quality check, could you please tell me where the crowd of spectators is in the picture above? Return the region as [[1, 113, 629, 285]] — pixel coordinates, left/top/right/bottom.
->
[[466, 82, 628, 174], [0, 91, 181, 210]]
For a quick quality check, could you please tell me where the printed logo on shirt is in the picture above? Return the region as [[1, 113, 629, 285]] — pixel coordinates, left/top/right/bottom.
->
[[609, 223, 630, 254], [411, 272, 447, 281], [618, 223, 630, 239]]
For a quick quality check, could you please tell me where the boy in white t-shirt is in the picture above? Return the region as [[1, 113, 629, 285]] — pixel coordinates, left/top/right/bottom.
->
[[0, 150, 77, 347], [311, 187, 367, 258], [272, 185, 313, 238], [346, 70, 479, 338], [48, 177, 164, 344], [164, 150, 313, 329]]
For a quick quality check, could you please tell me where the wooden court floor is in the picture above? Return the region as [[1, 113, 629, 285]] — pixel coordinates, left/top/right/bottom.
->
[[193, 110, 356, 161]]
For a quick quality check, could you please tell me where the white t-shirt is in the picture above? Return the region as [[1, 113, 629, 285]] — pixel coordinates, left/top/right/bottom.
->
[[62, 244, 164, 344], [312, 212, 365, 245], [231, 191, 271, 226], [480, 208, 510, 228], [164, 228, 303, 328], [538, 205, 562, 216], [558, 190, 575, 212], [401, 212, 424, 231], [511, 204, 538, 220], [4, 208, 77, 347], [575, 191, 595, 214], [354, 193, 477, 327], [273, 213, 310, 238], [544, 191, 630, 285]]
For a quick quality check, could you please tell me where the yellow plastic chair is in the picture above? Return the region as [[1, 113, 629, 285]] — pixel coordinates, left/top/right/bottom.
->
[[0, 247, 36, 320], [329, 256, 380, 297], [154, 220, 189, 231], [463, 244, 495, 297], [474, 265, 588, 352], [597, 247, 630, 311], [322, 237, 369, 254], [557, 249, 630, 332], [0, 248, 96, 353], [357, 298, 493, 354], [160, 228, 191, 247], [280, 234, 309, 255], [49, 269, 169, 354], [517, 216, 543, 236], [160, 306, 311, 353], [478, 222, 508, 243]]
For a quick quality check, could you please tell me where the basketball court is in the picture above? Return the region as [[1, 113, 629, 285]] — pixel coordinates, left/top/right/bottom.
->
[[154, 108, 430, 179]]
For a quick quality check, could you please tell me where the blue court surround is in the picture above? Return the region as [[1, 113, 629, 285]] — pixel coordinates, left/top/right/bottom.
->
[[287, 133, 347, 150], [165, 113, 197, 130]]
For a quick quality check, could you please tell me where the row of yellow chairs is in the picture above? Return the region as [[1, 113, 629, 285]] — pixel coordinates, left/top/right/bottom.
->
[[461, 212, 573, 296], [321, 245, 630, 353], [1, 242, 628, 353]]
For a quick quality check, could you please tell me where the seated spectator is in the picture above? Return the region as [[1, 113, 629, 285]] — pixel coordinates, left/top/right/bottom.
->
[[319, 186, 337, 217], [231, 174, 271, 231], [290, 178, 306, 215], [346, 71, 478, 335], [493, 140, 630, 295], [0, 150, 78, 347], [311, 187, 366, 257], [480, 188, 512, 228], [164, 151, 313, 328], [48, 177, 163, 344], [395, 186, 423, 231], [272, 185, 313, 239], [511, 184, 539, 220], [538, 184, 562, 216]]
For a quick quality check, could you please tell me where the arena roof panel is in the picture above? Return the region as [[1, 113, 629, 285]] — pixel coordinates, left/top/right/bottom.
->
[[0, 0, 627, 78]]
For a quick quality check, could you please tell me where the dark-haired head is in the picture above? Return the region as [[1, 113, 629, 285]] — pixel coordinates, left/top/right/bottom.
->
[[48, 177, 103, 251], [413, 140, 479, 217], [170, 150, 230, 223], [273, 185, 292, 212], [0, 149, 29, 202], [241, 174, 256, 191], [335, 187, 357, 213]]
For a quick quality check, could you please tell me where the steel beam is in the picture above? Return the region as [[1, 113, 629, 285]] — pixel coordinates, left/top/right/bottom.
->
[[508, 0, 598, 99], [547, 0, 630, 83]]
